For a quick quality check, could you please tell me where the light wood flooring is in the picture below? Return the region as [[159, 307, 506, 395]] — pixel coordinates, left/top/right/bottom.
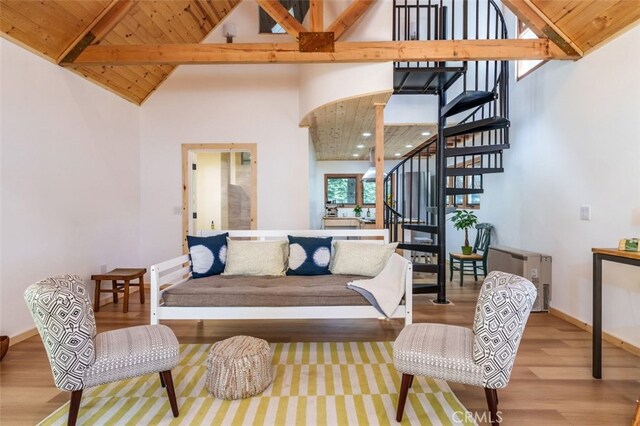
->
[[1, 279, 639, 425]]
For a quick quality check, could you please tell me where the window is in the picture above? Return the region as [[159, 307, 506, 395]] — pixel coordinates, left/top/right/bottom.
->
[[516, 19, 547, 80], [326, 175, 358, 205], [325, 174, 383, 206], [259, 0, 309, 34]]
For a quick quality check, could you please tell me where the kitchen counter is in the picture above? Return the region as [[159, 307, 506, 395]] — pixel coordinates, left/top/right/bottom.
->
[[322, 216, 377, 229]]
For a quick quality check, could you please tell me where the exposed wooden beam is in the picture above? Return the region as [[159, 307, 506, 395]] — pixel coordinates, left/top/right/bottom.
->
[[68, 39, 563, 66], [255, 0, 306, 39], [502, 0, 583, 57], [310, 0, 323, 32], [374, 102, 385, 230], [57, 0, 136, 64], [326, 0, 375, 41]]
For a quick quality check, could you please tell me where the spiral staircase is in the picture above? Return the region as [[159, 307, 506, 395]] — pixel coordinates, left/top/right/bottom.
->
[[384, 0, 510, 303]]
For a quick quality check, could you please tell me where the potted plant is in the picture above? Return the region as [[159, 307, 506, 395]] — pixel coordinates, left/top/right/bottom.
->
[[353, 205, 362, 217], [451, 209, 478, 255]]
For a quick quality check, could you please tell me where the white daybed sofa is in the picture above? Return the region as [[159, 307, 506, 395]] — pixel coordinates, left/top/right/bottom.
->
[[150, 229, 412, 326]]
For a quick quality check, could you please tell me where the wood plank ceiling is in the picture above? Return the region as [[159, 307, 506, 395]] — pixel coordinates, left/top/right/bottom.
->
[[530, 0, 640, 53], [1, 0, 241, 104], [301, 92, 438, 161], [1, 0, 638, 161]]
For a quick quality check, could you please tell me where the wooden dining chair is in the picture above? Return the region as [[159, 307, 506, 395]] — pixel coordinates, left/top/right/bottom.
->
[[450, 223, 493, 285]]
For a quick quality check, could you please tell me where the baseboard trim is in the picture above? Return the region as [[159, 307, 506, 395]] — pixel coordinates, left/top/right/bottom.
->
[[549, 307, 640, 357], [9, 328, 39, 346], [11, 288, 142, 346]]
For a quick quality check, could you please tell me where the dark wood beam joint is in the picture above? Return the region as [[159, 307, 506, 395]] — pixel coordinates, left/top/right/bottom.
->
[[62, 33, 97, 64], [299, 32, 335, 52]]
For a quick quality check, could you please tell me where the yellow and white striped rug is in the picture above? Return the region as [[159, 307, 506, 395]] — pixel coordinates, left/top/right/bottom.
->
[[41, 342, 475, 425]]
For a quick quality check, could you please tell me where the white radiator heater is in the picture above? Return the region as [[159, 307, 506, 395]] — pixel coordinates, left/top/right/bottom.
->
[[488, 246, 552, 312]]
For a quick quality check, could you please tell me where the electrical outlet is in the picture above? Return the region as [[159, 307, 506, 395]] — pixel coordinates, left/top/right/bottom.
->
[[530, 268, 538, 279], [173, 206, 182, 215], [100, 264, 107, 273], [580, 205, 591, 221]]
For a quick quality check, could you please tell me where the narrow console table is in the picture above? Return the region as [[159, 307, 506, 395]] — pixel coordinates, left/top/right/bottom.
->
[[592, 248, 640, 379]]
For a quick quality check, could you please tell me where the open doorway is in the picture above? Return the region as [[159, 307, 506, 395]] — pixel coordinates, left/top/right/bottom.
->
[[182, 143, 257, 252]]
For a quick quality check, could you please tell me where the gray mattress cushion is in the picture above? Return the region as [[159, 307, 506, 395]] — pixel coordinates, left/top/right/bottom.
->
[[162, 274, 370, 307]]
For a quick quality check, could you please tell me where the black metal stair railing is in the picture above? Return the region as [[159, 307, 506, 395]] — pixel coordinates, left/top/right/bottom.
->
[[388, 0, 510, 301]]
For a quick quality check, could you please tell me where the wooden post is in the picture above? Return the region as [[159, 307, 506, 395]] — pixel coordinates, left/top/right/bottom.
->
[[374, 103, 385, 229]]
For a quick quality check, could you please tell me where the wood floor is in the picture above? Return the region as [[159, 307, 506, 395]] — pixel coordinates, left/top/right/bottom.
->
[[1, 279, 639, 425]]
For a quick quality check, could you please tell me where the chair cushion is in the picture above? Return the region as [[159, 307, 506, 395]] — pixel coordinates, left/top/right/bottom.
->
[[83, 325, 179, 387], [450, 252, 483, 260], [393, 323, 483, 387]]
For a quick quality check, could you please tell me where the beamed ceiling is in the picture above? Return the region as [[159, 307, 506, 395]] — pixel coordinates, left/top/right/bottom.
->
[[1, 0, 639, 160]]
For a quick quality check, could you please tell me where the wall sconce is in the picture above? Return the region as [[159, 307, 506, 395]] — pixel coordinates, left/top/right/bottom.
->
[[223, 23, 237, 43]]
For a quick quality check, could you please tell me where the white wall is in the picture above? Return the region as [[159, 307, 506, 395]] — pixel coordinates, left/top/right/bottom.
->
[[0, 39, 141, 338], [481, 25, 640, 346], [139, 64, 309, 265]]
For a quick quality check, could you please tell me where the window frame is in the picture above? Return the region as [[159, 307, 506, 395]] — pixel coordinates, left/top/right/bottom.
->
[[516, 19, 548, 81], [324, 173, 384, 207]]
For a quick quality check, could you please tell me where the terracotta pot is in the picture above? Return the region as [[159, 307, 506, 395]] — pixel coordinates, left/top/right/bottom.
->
[[461, 246, 473, 255], [0, 335, 9, 362]]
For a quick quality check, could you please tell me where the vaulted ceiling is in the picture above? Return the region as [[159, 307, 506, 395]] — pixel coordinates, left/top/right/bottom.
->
[[1, 0, 241, 104], [1, 0, 639, 161]]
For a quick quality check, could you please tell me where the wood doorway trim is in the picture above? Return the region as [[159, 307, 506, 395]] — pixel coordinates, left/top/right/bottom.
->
[[181, 143, 258, 254]]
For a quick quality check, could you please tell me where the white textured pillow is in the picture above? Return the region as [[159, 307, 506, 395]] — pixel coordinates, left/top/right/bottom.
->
[[222, 239, 288, 276], [330, 241, 398, 277]]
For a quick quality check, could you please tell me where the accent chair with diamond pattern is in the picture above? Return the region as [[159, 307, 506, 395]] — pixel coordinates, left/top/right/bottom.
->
[[24, 274, 180, 426], [393, 271, 537, 425]]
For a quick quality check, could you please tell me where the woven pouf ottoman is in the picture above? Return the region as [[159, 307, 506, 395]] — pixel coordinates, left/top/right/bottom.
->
[[206, 335, 273, 400]]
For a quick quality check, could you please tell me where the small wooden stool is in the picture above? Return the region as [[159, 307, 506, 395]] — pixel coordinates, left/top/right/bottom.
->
[[91, 268, 146, 313]]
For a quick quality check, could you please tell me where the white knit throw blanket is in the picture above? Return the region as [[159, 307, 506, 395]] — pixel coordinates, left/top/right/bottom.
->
[[347, 253, 409, 317]]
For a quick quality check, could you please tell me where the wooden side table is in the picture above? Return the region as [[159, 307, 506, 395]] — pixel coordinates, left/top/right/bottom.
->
[[91, 268, 146, 313]]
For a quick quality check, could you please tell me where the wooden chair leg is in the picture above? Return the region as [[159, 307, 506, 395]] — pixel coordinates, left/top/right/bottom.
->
[[449, 256, 454, 281], [473, 261, 478, 281], [484, 388, 499, 426], [111, 280, 119, 303], [161, 370, 179, 417], [396, 373, 413, 422], [93, 280, 101, 312], [139, 277, 145, 304], [408, 375, 414, 388], [68, 389, 83, 426], [159, 371, 166, 388], [460, 261, 465, 286]]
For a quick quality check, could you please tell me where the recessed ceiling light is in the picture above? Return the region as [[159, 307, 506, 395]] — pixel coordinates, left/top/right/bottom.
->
[[394, 152, 401, 156], [405, 144, 413, 148], [362, 132, 372, 137], [356, 144, 365, 148], [421, 131, 431, 136], [352, 154, 359, 157]]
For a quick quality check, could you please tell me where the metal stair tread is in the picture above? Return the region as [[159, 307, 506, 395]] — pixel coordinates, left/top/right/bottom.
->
[[443, 117, 510, 138], [393, 66, 466, 94], [441, 91, 497, 117], [445, 143, 510, 157], [446, 167, 504, 176], [401, 224, 438, 234], [446, 188, 484, 195], [398, 243, 439, 254]]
